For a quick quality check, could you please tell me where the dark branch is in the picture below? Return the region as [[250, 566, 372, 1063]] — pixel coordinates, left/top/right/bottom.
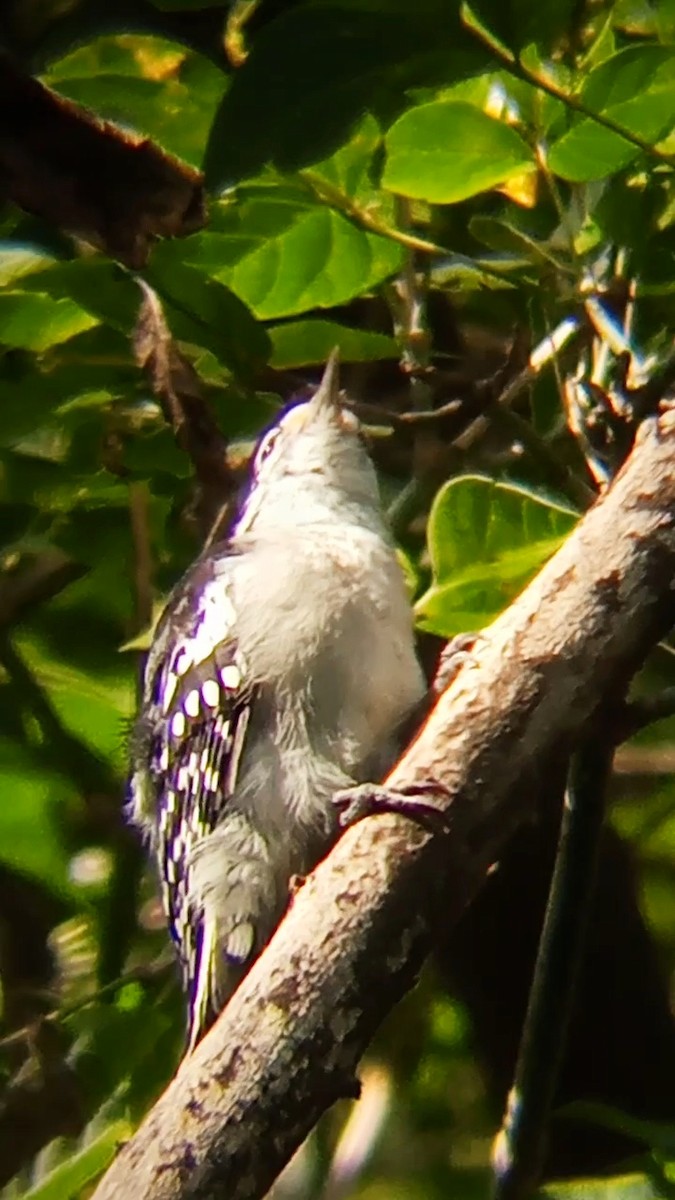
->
[[0, 1022, 84, 1188], [492, 741, 612, 1198], [133, 283, 237, 536], [0, 549, 84, 627]]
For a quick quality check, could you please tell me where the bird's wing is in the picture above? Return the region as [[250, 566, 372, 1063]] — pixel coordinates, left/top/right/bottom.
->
[[129, 548, 254, 1043]]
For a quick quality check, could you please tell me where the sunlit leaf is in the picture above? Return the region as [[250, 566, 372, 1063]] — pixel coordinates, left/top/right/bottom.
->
[[0, 243, 59, 287], [383, 101, 533, 203], [269, 319, 397, 367], [309, 113, 385, 202], [204, 4, 484, 184], [22, 1120, 132, 1200], [537, 1172, 665, 1199], [415, 476, 578, 636], [44, 35, 227, 168], [548, 46, 675, 180], [0, 291, 98, 351], [179, 186, 403, 319], [18, 257, 269, 377]]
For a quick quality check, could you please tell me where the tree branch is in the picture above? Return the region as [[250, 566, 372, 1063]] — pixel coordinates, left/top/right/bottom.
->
[[94, 408, 675, 1200], [0, 548, 84, 627], [0, 1022, 84, 1188], [133, 283, 237, 537], [492, 740, 612, 1198]]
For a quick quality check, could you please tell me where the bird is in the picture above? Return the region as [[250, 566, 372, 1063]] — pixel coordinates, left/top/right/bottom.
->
[[128, 351, 426, 1051]]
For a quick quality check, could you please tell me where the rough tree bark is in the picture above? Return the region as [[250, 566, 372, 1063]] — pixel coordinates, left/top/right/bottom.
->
[[94, 409, 675, 1200]]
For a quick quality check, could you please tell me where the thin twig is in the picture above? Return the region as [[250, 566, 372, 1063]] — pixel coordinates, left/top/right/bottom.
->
[[385, 199, 450, 536], [300, 171, 448, 257], [492, 740, 613, 1200], [0, 955, 174, 1054], [133, 282, 237, 537], [0, 549, 84, 628], [461, 6, 675, 168], [389, 197, 434, 392], [397, 346, 596, 510]]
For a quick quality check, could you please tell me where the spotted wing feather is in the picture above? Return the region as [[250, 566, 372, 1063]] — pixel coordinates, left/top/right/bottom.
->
[[135, 548, 253, 1032]]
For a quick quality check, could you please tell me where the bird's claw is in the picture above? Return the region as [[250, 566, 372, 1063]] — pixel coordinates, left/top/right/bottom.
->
[[433, 632, 483, 695], [288, 873, 307, 899], [333, 780, 451, 835]]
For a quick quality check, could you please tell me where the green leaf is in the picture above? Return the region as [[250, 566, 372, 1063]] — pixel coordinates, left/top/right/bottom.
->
[[620, 0, 675, 42], [469, 216, 562, 268], [0, 329, 139, 446], [308, 113, 384, 202], [269, 320, 397, 368], [0, 243, 58, 287], [0, 291, 98, 350], [1, 450, 129, 515], [144, 246, 271, 375], [20, 257, 269, 378], [397, 546, 422, 600], [18, 260, 146, 335], [0, 736, 75, 892], [558, 1100, 675, 1155], [383, 102, 533, 203], [415, 476, 577, 636], [180, 186, 403, 319], [203, 5, 485, 185], [17, 629, 135, 770], [548, 46, 675, 181], [465, 0, 579, 53], [22, 1120, 132, 1200], [122, 427, 194, 478], [44, 35, 227, 169], [0, 386, 116, 447], [429, 254, 520, 290], [207, 387, 281, 441], [582, 45, 675, 111], [537, 1173, 664, 1199], [301, 113, 403, 260], [71, 988, 181, 1118]]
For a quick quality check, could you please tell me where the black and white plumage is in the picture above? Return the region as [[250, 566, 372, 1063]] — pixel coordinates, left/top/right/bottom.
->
[[128, 352, 426, 1051]]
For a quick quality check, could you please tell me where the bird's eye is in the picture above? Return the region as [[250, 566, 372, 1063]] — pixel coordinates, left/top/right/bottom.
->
[[254, 428, 281, 473]]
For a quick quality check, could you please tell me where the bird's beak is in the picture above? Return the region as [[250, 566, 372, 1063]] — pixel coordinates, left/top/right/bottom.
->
[[309, 347, 341, 416]]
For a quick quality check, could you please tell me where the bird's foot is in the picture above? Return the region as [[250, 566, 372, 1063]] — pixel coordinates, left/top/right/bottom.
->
[[288, 873, 307, 899], [333, 780, 451, 835], [433, 632, 483, 695]]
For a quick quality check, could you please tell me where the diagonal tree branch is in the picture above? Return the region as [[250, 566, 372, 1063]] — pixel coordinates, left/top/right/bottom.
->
[[94, 408, 675, 1200]]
